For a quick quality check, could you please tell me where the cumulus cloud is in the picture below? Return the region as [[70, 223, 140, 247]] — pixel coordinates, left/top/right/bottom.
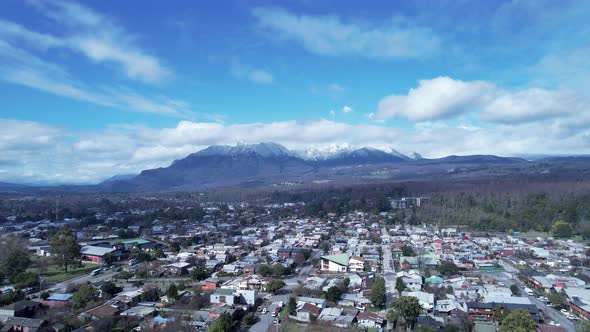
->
[[342, 105, 353, 113], [252, 7, 440, 58], [376, 76, 585, 123], [376, 76, 495, 122], [1, 118, 590, 184]]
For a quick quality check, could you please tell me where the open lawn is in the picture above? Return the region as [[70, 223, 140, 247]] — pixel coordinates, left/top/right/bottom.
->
[[28, 257, 98, 283]]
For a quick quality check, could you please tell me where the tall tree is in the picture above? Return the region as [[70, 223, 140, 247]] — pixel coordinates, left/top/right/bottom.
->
[[50, 226, 81, 272], [0, 235, 31, 279], [387, 296, 421, 330], [371, 277, 386, 308], [500, 309, 536, 332]]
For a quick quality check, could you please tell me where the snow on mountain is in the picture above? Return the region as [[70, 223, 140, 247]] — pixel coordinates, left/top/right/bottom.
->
[[195, 142, 294, 158], [389, 148, 411, 160], [298, 143, 354, 160], [408, 152, 424, 160]]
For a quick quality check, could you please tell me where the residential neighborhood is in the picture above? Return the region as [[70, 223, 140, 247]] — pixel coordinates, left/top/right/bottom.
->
[[1, 196, 590, 332]]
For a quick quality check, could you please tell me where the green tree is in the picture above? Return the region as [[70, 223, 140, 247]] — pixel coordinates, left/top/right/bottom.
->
[[552, 220, 572, 238], [510, 284, 521, 296], [500, 309, 536, 332], [287, 297, 297, 315], [326, 286, 343, 302], [102, 253, 114, 266], [437, 260, 459, 276], [40, 291, 50, 300], [371, 277, 386, 308], [11, 272, 39, 289], [266, 279, 286, 294], [208, 312, 234, 332], [271, 263, 288, 277], [342, 277, 350, 290], [167, 283, 178, 299], [50, 226, 81, 272], [395, 277, 405, 295], [191, 259, 209, 281], [387, 296, 421, 330], [401, 245, 416, 256], [0, 235, 31, 279], [241, 312, 257, 328], [257, 264, 272, 277], [100, 281, 121, 297], [72, 284, 97, 308]]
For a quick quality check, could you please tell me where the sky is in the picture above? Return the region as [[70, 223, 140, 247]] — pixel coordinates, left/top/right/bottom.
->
[[1, 0, 590, 184]]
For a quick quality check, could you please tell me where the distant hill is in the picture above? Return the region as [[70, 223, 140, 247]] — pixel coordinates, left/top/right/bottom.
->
[[101, 143, 539, 192]]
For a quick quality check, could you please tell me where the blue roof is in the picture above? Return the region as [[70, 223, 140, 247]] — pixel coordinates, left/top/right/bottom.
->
[[47, 293, 73, 301]]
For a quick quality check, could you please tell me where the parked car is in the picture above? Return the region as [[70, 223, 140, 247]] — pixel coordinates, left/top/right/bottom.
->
[[561, 309, 569, 315]]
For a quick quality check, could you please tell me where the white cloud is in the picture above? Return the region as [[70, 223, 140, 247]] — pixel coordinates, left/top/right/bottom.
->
[[376, 76, 495, 122], [249, 70, 273, 84], [252, 7, 440, 58], [2, 1, 172, 83], [230, 61, 274, 84], [1, 118, 590, 184], [376, 76, 585, 124], [342, 105, 353, 113]]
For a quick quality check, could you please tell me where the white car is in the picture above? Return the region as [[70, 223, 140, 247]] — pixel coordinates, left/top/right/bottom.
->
[[548, 321, 560, 326], [561, 309, 569, 315]]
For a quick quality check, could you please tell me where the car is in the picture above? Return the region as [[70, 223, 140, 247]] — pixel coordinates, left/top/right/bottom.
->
[[90, 268, 102, 276], [548, 321, 560, 326], [498, 282, 505, 286], [561, 309, 569, 315], [271, 312, 278, 317], [273, 319, 280, 325], [262, 308, 267, 314]]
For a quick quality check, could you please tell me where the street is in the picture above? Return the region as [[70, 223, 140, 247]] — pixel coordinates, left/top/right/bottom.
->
[[484, 269, 575, 331]]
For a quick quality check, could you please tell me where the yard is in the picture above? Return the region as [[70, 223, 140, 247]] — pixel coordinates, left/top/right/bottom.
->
[[28, 256, 98, 283]]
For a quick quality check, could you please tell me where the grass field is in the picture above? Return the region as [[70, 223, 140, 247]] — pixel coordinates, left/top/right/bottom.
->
[[28, 257, 98, 283]]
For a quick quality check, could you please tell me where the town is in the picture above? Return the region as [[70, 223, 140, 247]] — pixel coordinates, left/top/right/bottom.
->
[[0, 195, 589, 332]]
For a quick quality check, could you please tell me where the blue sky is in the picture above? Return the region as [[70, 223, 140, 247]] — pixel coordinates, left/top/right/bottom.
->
[[1, 0, 589, 183]]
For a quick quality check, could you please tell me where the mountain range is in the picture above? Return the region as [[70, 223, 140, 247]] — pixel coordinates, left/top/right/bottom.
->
[[2, 142, 589, 193], [98, 142, 529, 192]]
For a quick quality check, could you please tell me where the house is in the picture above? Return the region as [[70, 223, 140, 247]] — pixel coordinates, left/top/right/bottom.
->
[[0, 301, 40, 320], [294, 303, 321, 322], [42, 294, 73, 308], [86, 301, 121, 320], [201, 278, 221, 291], [320, 254, 349, 272], [357, 311, 385, 329], [210, 288, 257, 306], [297, 297, 327, 309], [349, 256, 365, 272], [80, 245, 127, 263], [402, 291, 435, 311], [164, 262, 191, 276], [2, 317, 46, 332]]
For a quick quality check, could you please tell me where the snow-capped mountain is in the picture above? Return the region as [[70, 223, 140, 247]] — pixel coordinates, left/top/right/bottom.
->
[[298, 143, 354, 160], [408, 152, 423, 160], [195, 142, 294, 158]]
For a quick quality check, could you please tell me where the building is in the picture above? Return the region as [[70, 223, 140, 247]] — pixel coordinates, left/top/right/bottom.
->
[[357, 311, 385, 329], [80, 245, 127, 263], [210, 288, 257, 306], [320, 254, 349, 273], [348, 256, 365, 272]]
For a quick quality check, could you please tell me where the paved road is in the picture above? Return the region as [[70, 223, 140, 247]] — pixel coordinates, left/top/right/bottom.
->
[[483, 270, 575, 331], [250, 295, 288, 332], [382, 226, 396, 310]]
